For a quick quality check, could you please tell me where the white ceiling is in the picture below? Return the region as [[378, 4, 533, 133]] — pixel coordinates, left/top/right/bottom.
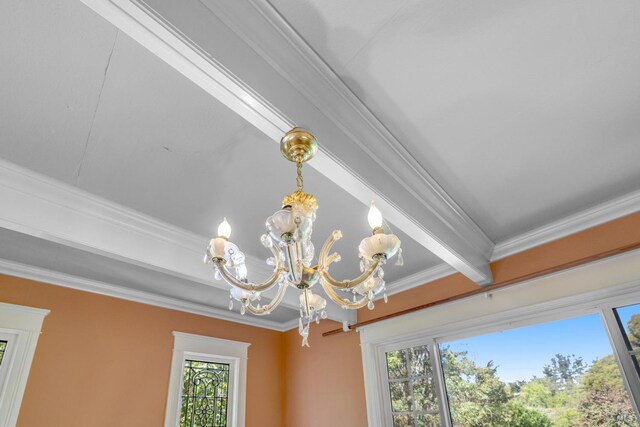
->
[[0, 0, 437, 328], [0, 0, 639, 329], [269, 0, 640, 241]]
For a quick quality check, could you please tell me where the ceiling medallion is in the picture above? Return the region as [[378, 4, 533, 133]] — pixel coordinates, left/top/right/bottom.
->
[[205, 128, 402, 346]]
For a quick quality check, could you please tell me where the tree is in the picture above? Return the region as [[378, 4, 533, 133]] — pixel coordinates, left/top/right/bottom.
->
[[440, 348, 552, 427], [518, 379, 552, 408], [579, 355, 639, 427], [627, 314, 640, 348], [543, 354, 586, 392], [507, 402, 553, 427]]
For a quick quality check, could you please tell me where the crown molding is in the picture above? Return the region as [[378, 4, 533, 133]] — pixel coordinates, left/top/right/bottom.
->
[[0, 158, 272, 277], [281, 317, 302, 332], [379, 189, 640, 295], [0, 258, 294, 332], [0, 158, 355, 322], [77, 0, 494, 285], [492, 189, 640, 261]]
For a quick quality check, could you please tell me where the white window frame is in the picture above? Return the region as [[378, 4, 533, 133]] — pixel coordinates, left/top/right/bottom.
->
[[361, 249, 640, 427], [376, 337, 450, 426], [164, 332, 250, 427], [0, 302, 49, 427]]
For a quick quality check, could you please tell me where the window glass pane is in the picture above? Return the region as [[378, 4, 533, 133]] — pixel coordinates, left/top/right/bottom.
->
[[413, 378, 437, 411], [409, 346, 431, 377], [392, 414, 414, 427], [386, 345, 440, 424], [440, 314, 639, 427], [417, 414, 439, 427], [389, 380, 412, 412], [180, 360, 230, 427], [387, 349, 409, 379], [615, 304, 640, 352], [0, 341, 7, 366]]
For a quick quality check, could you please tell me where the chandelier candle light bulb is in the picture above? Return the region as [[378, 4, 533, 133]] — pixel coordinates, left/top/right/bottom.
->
[[204, 128, 402, 346], [368, 201, 384, 232], [217, 217, 231, 239]]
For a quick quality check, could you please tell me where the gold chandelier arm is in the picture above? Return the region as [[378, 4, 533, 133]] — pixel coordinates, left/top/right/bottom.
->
[[245, 281, 288, 315], [319, 257, 382, 290], [318, 230, 342, 267], [320, 279, 369, 309], [212, 233, 287, 292], [214, 259, 285, 292], [318, 229, 383, 290]]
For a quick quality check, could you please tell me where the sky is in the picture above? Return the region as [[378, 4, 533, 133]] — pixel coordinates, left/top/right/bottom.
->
[[441, 304, 639, 383]]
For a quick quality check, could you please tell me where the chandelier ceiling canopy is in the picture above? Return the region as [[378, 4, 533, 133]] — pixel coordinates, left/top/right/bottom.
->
[[205, 128, 402, 346]]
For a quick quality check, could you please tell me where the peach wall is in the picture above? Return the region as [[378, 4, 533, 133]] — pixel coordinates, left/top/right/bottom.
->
[[283, 321, 368, 427], [0, 275, 284, 427], [357, 212, 640, 323], [2, 213, 640, 427]]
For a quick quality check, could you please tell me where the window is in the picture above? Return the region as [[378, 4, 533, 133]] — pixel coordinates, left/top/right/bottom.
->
[[180, 360, 230, 427], [0, 341, 7, 366], [385, 345, 440, 426], [0, 302, 49, 427], [440, 314, 638, 427], [375, 308, 640, 427], [360, 252, 640, 427], [165, 332, 249, 427], [614, 304, 640, 372]]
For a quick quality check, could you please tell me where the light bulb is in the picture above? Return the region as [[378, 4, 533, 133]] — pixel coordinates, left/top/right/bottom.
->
[[218, 217, 231, 239], [367, 201, 383, 229]]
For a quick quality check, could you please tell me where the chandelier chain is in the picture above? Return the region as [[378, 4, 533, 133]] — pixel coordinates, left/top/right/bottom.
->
[[296, 161, 304, 191]]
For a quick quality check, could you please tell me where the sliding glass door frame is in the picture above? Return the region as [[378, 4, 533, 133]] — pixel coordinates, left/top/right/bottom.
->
[[601, 302, 640, 421], [367, 280, 640, 427]]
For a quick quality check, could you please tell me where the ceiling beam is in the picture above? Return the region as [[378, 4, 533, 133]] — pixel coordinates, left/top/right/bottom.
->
[[77, 0, 494, 285], [0, 159, 352, 323]]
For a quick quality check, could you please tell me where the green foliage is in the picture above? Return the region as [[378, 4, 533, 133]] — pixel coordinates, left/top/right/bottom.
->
[[579, 388, 639, 427], [580, 355, 639, 427], [627, 314, 640, 347], [441, 346, 638, 427], [518, 379, 552, 408], [552, 407, 581, 427], [408, 312, 640, 427], [582, 355, 624, 391], [507, 402, 553, 427], [543, 354, 586, 392], [442, 348, 553, 427]]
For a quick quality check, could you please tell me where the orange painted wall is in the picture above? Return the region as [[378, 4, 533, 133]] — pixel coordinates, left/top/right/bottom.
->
[[357, 212, 640, 323], [0, 275, 284, 427], [2, 213, 640, 427], [283, 321, 368, 427]]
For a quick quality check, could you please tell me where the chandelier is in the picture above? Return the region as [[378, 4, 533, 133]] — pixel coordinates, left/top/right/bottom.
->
[[205, 128, 402, 346]]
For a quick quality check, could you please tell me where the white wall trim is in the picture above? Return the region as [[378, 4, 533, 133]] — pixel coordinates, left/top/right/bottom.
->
[[0, 158, 353, 321], [491, 189, 640, 261], [164, 332, 249, 427], [360, 248, 640, 344], [387, 189, 640, 295], [0, 158, 272, 278], [0, 259, 293, 332], [2, 150, 637, 326], [0, 303, 49, 427]]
